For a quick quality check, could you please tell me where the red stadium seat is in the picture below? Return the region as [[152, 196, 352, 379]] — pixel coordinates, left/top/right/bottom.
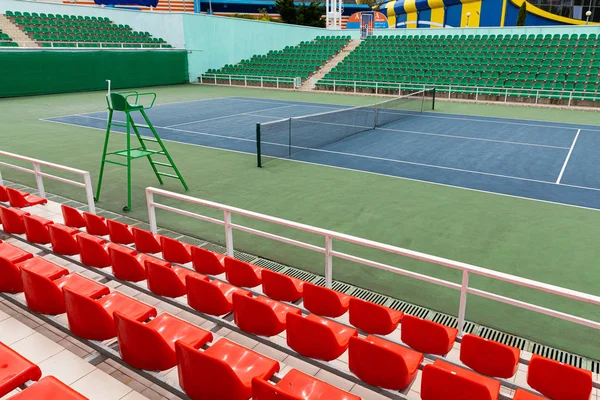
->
[[421, 360, 500, 400], [21, 258, 109, 315], [106, 219, 134, 245], [48, 224, 80, 255], [114, 312, 213, 371], [401, 315, 457, 356], [6, 187, 47, 208], [145, 259, 199, 298], [160, 236, 192, 264], [77, 233, 127, 268], [252, 369, 360, 400], [348, 298, 403, 335], [109, 244, 158, 282], [260, 269, 304, 302], [0, 342, 42, 398], [232, 293, 301, 336], [176, 338, 280, 400], [22, 214, 53, 244], [82, 212, 109, 236], [512, 389, 546, 400], [0, 246, 34, 293], [61, 205, 85, 228], [63, 287, 157, 340], [527, 354, 592, 400], [224, 256, 262, 288], [302, 283, 350, 318], [0, 240, 33, 263], [7, 376, 87, 400], [191, 246, 225, 275], [131, 227, 161, 254], [286, 313, 357, 361], [460, 334, 520, 378], [0, 207, 30, 234], [186, 275, 251, 316], [0, 185, 8, 202], [348, 335, 422, 390]]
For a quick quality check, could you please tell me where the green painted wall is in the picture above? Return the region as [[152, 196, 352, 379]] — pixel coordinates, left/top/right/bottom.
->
[[0, 50, 189, 97]]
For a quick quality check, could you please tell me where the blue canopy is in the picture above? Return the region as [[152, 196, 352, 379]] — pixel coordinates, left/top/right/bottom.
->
[[95, 0, 159, 8]]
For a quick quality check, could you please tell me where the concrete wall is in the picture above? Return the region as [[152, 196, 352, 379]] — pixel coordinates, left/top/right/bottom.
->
[[182, 14, 344, 81]]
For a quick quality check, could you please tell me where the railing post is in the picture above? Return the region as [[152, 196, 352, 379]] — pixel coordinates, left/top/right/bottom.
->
[[375, 82, 378, 95], [82, 172, 96, 214], [276, 77, 279, 89], [448, 85, 451, 99], [32, 163, 46, 199], [475, 87, 479, 101], [504, 88, 508, 103], [536, 90, 539, 104], [0, 169, 3, 185], [261, 77, 264, 88], [354, 81, 356, 94], [224, 211, 234, 257], [229, 75, 231, 86], [146, 190, 158, 234], [214, 75, 217, 85], [325, 235, 333, 288], [568, 91, 573, 107], [245, 76, 247, 87], [457, 270, 469, 337], [333, 80, 336, 92]]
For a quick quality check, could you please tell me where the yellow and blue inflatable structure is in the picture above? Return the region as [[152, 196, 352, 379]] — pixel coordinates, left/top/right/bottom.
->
[[378, 0, 599, 28]]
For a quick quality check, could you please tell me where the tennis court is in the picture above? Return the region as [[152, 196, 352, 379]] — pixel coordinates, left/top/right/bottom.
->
[[45, 94, 600, 210]]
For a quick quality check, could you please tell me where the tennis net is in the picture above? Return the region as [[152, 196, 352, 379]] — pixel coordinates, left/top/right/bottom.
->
[[256, 88, 435, 167]]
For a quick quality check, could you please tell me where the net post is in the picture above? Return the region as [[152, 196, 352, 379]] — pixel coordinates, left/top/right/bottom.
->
[[256, 123, 262, 168], [432, 88, 436, 110]]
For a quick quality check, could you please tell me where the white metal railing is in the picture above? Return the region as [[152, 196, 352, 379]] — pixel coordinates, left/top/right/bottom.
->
[[0, 41, 175, 49], [315, 78, 600, 107], [199, 73, 303, 89], [0, 151, 95, 213], [146, 187, 600, 337]]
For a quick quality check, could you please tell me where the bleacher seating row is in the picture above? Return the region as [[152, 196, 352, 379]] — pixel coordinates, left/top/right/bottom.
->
[[0, 186, 596, 400], [317, 33, 600, 102], [3, 10, 170, 48], [0, 28, 18, 47], [205, 36, 351, 82], [0, 342, 86, 399]]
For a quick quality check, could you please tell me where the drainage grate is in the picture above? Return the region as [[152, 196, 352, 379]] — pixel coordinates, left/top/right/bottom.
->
[[530, 343, 584, 368], [177, 235, 206, 246], [350, 288, 389, 305], [233, 250, 257, 263], [157, 229, 181, 239], [591, 360, 599, 374], [430, 313, 476, 333], [283, 268, 318, 282], [312, 277, 354, 293], [252, 258, 287, 273], [388, 300, 430, 318], [200, 242, 227, 254], [479, 327, 527, 350]]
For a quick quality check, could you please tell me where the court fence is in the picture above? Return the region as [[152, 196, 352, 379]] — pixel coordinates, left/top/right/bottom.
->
[[199, 73, 302, 89], [0, 151, 95, 213], [146, 186, 600, 339]]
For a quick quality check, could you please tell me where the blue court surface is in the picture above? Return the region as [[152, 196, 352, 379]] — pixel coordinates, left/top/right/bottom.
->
[[44, 96, 600, 210]]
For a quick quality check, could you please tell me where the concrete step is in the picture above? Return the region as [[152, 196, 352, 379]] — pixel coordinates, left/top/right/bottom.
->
[[300, 39, 361, 91], [0, 14, 39, 47]]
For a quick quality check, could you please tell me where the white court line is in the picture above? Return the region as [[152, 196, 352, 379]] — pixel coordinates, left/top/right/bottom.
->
[[164, 104, 295, 128], [42, 118, 600, 210], [556, 129, 581, 184], [247, 112, 571, 150]]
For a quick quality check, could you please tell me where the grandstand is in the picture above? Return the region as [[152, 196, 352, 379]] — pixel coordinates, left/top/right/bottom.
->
[[3, 10, 169, 48], [1, 1, 600, 399]]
